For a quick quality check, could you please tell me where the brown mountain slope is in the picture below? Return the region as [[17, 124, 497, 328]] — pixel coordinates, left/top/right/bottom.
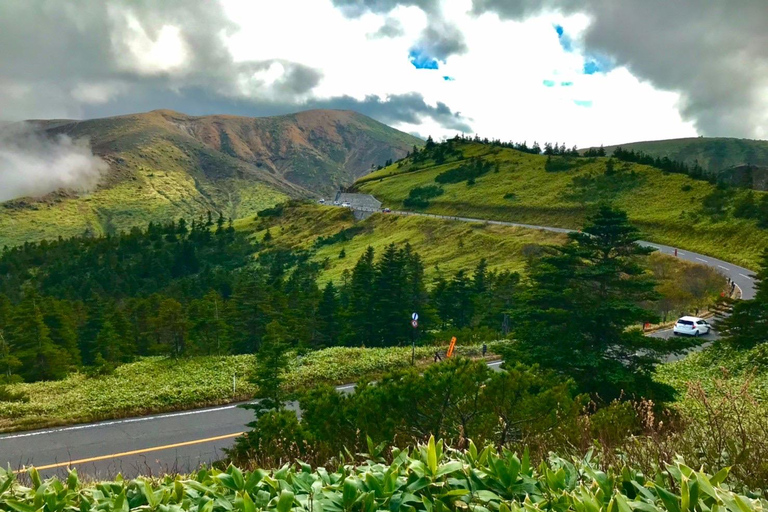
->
[[0, 110, 421, 247]]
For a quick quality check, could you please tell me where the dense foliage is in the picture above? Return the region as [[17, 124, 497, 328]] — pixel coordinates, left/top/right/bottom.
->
[[719, 250, 768, 348], [5, 439, 765, 512], [504, 206, 680, 400], [612, 146, 708, 182], [231, 358, 577, 464], [403, 186, 445, 208]]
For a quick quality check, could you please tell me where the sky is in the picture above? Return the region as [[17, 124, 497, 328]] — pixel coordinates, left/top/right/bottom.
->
[[1, 0, 767, 147]]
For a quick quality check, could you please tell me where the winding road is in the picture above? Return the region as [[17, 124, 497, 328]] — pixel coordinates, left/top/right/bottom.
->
[[0, 209, 756, 479]]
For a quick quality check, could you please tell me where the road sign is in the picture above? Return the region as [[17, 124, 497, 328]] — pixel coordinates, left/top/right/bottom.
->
[[411, 319, 418, 328], [412, 312, 419, 321]]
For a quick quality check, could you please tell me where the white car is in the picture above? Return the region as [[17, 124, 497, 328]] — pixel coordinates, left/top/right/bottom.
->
[[673, 316, 711, 337], [341, 202, 351, 208]]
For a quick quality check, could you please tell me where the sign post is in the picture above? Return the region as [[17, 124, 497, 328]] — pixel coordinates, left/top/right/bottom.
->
[[411, 313, 419, 365]]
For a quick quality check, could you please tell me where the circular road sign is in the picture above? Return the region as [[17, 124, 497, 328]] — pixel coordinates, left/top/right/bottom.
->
[[412, 312, 419, 321], [411, 319, 418, 328]]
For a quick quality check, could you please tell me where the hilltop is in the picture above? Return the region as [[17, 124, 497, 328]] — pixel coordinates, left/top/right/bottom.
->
[[0, 109, 420, 247], [600, 137, 768, 189], [356, 138, 768, 268]]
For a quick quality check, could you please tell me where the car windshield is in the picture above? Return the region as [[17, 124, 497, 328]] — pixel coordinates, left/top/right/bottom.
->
[[677, 320, 694, 326]]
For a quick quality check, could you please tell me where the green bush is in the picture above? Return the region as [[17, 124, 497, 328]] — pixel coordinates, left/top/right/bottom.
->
[[403, 185, 444, 208], [4, 439, 765, 512]]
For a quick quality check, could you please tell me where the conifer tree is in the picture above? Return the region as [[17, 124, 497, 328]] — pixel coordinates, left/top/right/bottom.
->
[[507, 205, 666, 399], [719, 252, 768, 349], [316, 282, 340, 346], [11, 293, 69, 381]]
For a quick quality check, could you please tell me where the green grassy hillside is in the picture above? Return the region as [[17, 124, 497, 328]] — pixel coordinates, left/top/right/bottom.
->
[[357, 141, 768, 268], [238, 202, 568, 283], [601, 137, 768, 189], [0, 110, 421, 247]]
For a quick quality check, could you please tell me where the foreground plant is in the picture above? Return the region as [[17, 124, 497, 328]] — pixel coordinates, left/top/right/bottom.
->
[[3, 437, 765, 512]]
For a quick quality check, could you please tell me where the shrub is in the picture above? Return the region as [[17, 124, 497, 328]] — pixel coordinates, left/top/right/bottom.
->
[[435, 158, 493, 184], [403, 185, 444, 208]]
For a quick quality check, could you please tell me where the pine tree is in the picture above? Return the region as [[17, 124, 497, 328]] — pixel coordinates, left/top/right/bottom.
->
[[317, 282, 340, 346], [11, 294, 69, 381], [248, 320, 289, 417], [188, 291, 231, 354], [345, 247, 376, 345], [719, 251, 768, 349], [149, 298, 188, 357], [374, 244, 408, 345], [507, 205, 666, 399]]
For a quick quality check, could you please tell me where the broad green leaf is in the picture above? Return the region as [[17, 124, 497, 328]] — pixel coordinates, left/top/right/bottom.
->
[[276, 490, 295, 512], [427, 436, 438, 477]]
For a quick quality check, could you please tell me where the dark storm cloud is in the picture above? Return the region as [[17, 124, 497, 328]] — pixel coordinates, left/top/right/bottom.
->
[[472, 0, 768, 138], [332, 0, 467, 61], [0, 1, 322, 120], [0, 0, 468, 134]]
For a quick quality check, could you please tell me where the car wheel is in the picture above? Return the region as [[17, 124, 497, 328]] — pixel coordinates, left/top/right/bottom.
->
[[694, 330, 700, 337]]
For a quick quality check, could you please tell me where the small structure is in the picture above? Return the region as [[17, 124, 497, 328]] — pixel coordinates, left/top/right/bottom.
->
[[333, 192, 382, 219]]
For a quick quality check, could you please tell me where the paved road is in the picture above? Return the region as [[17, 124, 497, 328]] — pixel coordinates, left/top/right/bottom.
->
[[1, 207, 756, 479], [0, 362, 502, 479]]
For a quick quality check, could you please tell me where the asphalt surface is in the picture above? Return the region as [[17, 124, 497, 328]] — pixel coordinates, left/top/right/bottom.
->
[[0, 207, 756, 479], [0, 362, 503, 479]]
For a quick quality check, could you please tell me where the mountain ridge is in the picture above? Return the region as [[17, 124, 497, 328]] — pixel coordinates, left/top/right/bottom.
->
[[596, 137, 768, 189], [0, 109, 421, 247]]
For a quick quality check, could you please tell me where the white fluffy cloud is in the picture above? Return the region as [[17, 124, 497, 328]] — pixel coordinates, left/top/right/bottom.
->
[[219, 0, 696, 146]]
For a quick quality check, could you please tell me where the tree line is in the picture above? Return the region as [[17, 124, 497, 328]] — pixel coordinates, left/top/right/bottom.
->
[[0, 215, 524, 383]]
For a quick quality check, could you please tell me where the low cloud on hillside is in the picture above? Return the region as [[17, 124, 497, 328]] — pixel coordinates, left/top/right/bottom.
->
[[0, 124, 107, 202]]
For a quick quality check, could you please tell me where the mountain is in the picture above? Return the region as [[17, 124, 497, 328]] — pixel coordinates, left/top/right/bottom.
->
[[600, 137, 768, 189], [356, 138, 768, 268], [0, 109, 421, 247]]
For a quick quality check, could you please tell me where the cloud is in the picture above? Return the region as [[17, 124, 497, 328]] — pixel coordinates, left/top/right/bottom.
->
[[371, 17, 405, 38], [0, 124, 108, 202], [331, 0, 467, 61], [471, 0, 768, 138], [0, 1, 323, 118]]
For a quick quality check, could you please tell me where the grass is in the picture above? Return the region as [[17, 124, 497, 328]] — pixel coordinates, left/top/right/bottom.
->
[[0, 345, 495, 433], [357, 143, 768, 269], [239, 202, 568, 283], [655, 342, 768, 407], [0, 145, 287, 247]]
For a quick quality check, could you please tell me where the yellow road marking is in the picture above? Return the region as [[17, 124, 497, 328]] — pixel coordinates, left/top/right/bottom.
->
[[15, 432, 244, 473]]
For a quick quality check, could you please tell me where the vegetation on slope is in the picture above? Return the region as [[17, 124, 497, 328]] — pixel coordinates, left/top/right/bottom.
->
[[0, 109, 421, 247], [602, 137, 768, 188], [357, 138, 768, 268], [0, 345, 495, 433]]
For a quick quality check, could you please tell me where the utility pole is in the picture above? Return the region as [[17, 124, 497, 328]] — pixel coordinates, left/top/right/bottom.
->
[[410, 312, 419, 365]]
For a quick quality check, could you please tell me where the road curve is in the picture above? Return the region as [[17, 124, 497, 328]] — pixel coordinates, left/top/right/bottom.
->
[[0, 208, 756, 479]]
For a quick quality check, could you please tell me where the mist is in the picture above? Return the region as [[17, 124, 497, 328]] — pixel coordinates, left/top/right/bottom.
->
[[0, 123, 108, 202]]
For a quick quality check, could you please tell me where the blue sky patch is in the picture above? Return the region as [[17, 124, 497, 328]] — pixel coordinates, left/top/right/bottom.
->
[[554, 24, 573, 52], [543, 79, 556, 87], [583, 54, 614, 75], [409, 48, 439, 70], [560, 81, 573, 86], [583, 61, 601, 74], [443, 76, 455, 81], [574, 100, 593, 107]]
